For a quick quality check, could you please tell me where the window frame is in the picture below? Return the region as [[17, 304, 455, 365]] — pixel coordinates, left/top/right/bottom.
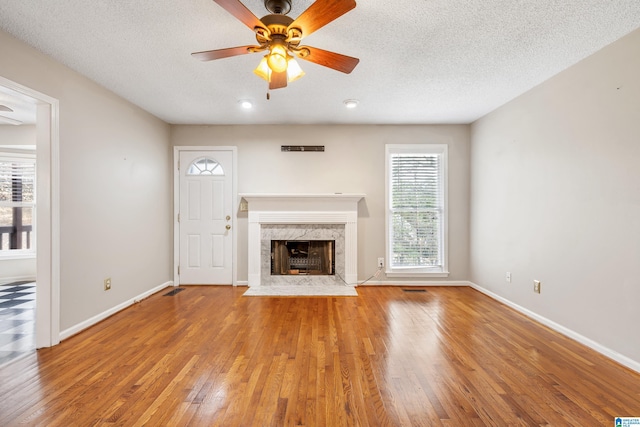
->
[[384, 144, 449, 277], [187, 157, 225, 176], [0, 150, 36, 259]]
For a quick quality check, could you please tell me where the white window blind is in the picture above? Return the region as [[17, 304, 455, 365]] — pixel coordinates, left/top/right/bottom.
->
[[0, 154, 36, 252], [385, 145, 447, 276]]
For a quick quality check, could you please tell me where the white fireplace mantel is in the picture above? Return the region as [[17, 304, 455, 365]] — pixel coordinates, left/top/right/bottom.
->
[[240, 193, 365, 287], [240, 193, 365, 212]]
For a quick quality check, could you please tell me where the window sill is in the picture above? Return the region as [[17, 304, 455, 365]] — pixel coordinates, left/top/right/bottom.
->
[[0, 252, 36, 261], [386, 270, 450, 278]]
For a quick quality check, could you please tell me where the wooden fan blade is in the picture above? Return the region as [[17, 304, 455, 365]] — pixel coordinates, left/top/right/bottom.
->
[[213, 0, 264, 31], [192, 45, 259, 61], [297, 46, 359, 74], [269, 70, 288, 89], [289, 0, 356, 38]]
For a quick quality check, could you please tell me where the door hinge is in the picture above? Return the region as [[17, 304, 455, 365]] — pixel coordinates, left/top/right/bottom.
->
[[177, 266, 180, 275], [177, 213, 180, 223]]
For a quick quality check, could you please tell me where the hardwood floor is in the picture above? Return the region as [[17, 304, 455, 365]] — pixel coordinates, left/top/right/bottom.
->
[[0, 286, 638, 426]]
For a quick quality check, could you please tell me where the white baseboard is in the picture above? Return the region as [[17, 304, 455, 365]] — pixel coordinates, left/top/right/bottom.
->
[[0, 275, 36, 285], [358, 280, 471, 286], [236, 281, 249, 287], [59, 281, 173, 341], [468, 281, 640, 374]]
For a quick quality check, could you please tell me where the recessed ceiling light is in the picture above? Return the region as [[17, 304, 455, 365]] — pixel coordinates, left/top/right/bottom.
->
[[239, 100, 253, 109], [343, 99, 359, 109]]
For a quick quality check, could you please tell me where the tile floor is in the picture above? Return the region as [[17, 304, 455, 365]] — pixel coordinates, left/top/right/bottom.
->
[[0, 281, 35, 366]]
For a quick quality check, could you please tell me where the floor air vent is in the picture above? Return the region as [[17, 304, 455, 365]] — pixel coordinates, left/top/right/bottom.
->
[[402, 289, 427, 293], [164, 288, 185, 296]]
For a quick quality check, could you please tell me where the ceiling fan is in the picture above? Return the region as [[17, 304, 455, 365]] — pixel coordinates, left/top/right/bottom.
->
[[192, 0, 359, 90]]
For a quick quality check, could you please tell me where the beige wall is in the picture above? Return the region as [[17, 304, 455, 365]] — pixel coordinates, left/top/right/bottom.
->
[[0, 124, 36, 146], [0, 29, 173, 331], [0, 258, 35, 282], [470, 28, 640, 364], [171, 124, 471, 283]]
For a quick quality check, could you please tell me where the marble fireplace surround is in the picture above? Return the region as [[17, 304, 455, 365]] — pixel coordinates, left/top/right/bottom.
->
[[240, 194, 365, 288]]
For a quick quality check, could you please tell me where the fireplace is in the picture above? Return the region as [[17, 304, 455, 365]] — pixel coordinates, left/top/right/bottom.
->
[[271, 240, 335, 275], [260, 224, 344, 286], [240, 193, 365, 288]]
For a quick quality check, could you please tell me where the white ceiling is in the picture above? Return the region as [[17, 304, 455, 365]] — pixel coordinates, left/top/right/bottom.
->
[[0, 85, 37, 125], [0, 0, 639, 125]]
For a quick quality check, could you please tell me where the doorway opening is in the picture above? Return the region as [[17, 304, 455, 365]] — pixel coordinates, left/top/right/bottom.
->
[[0, 75, 60, 366]]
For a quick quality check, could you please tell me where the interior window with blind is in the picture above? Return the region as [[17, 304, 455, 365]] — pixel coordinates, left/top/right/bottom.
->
[[0, 152, 36, 256], [385, 144, 448, 277]]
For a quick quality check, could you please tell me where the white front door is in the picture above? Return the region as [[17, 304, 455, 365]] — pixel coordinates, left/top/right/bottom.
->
[[178, 150, 233, 284]]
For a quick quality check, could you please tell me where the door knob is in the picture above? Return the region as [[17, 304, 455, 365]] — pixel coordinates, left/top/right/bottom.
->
[[226, 215, 231, 221], [226, 224, 231, 230]]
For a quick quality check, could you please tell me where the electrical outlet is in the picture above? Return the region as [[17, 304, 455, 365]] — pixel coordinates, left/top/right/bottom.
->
[[533, 280, 541, 294], [506, 272, 511, 283], [104, 277, 112, 291], [377, 258, 384, 268]]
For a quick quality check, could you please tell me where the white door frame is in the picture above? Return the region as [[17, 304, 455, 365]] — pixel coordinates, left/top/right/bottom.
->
[[173, 146, 238, 286], [0, 75, 61, 348]]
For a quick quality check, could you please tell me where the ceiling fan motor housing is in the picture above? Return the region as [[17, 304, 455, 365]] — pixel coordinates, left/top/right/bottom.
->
[[264, 0, 291, 15], [255, 14, 301, 49]]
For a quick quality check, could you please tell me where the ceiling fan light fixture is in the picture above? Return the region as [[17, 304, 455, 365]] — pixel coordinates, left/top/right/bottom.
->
[[254, 56, 271, 82], [286, 58, 305, 82], [267, 43, 288, 73], [254, 55, 305, 84]]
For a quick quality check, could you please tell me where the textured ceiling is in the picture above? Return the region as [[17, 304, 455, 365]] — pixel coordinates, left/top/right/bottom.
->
[[0, 0, 639, 125]]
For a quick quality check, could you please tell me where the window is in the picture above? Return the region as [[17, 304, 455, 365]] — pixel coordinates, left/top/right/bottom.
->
[[0, 152, 36, 256], [187, 157, 224, 176], [385, 144, 448, 277]]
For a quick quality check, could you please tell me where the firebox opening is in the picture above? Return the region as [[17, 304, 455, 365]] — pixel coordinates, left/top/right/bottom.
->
[[271, 240, 335, 275]]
